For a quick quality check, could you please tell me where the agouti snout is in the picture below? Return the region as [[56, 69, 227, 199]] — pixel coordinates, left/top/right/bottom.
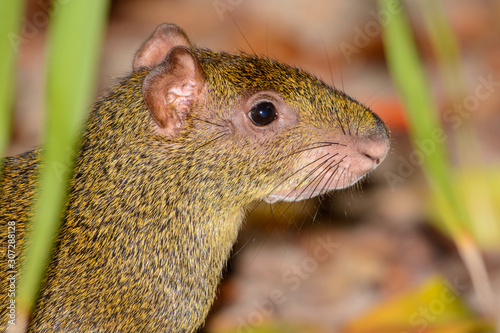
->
[[0, 23, 389, 332]]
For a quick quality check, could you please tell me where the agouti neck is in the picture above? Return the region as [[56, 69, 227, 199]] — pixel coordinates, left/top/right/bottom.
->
[[28, 72, 245, 332]]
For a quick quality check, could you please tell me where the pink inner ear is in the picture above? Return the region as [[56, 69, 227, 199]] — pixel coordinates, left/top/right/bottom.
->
[[133, 41, 172, 71], [142, 47, 205, 138], [133, 23, 192, 72]]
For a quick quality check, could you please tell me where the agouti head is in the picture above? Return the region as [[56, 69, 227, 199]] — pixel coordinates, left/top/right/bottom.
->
[[3, 23, 390, 332], [133, 23, 389, 206]]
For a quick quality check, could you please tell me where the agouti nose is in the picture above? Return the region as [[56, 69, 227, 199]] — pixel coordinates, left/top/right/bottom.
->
[[357, 115, 390, 166], [358, 139, 388, 165], [353, 139, 389, 176], [355, 129, 390, 173]]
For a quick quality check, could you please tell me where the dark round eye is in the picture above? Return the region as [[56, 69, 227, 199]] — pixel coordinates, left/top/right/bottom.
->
[[248, 102, 277, 126]]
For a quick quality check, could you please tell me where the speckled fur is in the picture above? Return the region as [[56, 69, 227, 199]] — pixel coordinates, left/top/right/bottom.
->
[[0, 47, 387, 332]]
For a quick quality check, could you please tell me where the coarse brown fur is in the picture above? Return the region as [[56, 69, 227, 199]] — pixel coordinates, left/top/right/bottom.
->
[[0, 25, 389, 332]]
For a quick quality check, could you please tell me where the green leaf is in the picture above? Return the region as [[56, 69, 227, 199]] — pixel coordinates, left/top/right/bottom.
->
[[377, 0, 469, 237], [343, 276, 495, 333], [18, 0, 111, 312], [0, 0, 26, 160]]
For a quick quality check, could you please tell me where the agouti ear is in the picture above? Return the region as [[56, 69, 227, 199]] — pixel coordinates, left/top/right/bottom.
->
[[133, 23, 192, 71], [142, 46, 205, 138]]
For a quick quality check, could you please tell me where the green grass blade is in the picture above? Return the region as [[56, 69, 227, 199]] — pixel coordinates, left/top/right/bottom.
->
[[0, 0, 26, 160], [378, 0, 498, 322], [418, 0, 465, 101], [377, 0, 469, 236], [418, 0, 500, 247], [18, 0, 110, 313]]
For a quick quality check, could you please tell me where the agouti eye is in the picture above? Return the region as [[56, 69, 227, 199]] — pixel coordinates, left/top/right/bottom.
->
[[248, 102, 277, 126]]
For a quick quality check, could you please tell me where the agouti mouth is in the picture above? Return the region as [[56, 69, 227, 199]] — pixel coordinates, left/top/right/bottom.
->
[[263, 165, 362, 204], [263, 138, 389, 204]]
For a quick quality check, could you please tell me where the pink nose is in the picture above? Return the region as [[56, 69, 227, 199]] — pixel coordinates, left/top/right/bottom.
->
[[359, 138, 389, 164], [353, 133, 390, 174], [357, 111, 390, 166]]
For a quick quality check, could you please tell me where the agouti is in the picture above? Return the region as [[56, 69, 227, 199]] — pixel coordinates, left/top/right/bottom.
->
[[0, 23, 389, 332]]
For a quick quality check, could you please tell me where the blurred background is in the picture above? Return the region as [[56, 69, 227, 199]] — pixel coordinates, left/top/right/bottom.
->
[[6, 0, 500, 332]]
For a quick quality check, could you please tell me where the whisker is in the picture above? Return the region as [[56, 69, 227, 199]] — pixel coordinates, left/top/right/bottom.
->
[[323, 154, 347, 191], [292, 162, 342, 225], [292, 160, 340, 232], [365, 86, 387, 109], [273, 143, 337, 163], [305, 196, 326, 251], [311, 161, 343, 198], [192, 132, 228, 152], [279, 155, 339, 215], [299, 158, 341, 200], [310, 197, 323, 225], [280, 154, 339, 202], [249, 225, 274, 264], [263, 199, 292, 225], [265, 20, 269, 58], [348, 116, 352, 136], [322, 165, 341, 194], [265, 153, 331, 198], [333, 164, 347, 190], [232, 227, 259, 258], [275, 159, 334, 223], [229, 12, 256, 55], [313, 141, 347, 147], [339, 60, 345, 93], [333, 109, 347, 135], [319, 31, 335, 88], [191, 117, 225, 128]]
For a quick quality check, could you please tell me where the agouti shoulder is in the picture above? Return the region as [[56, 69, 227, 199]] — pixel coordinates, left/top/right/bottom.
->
[[0, 23, 389, 332]]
